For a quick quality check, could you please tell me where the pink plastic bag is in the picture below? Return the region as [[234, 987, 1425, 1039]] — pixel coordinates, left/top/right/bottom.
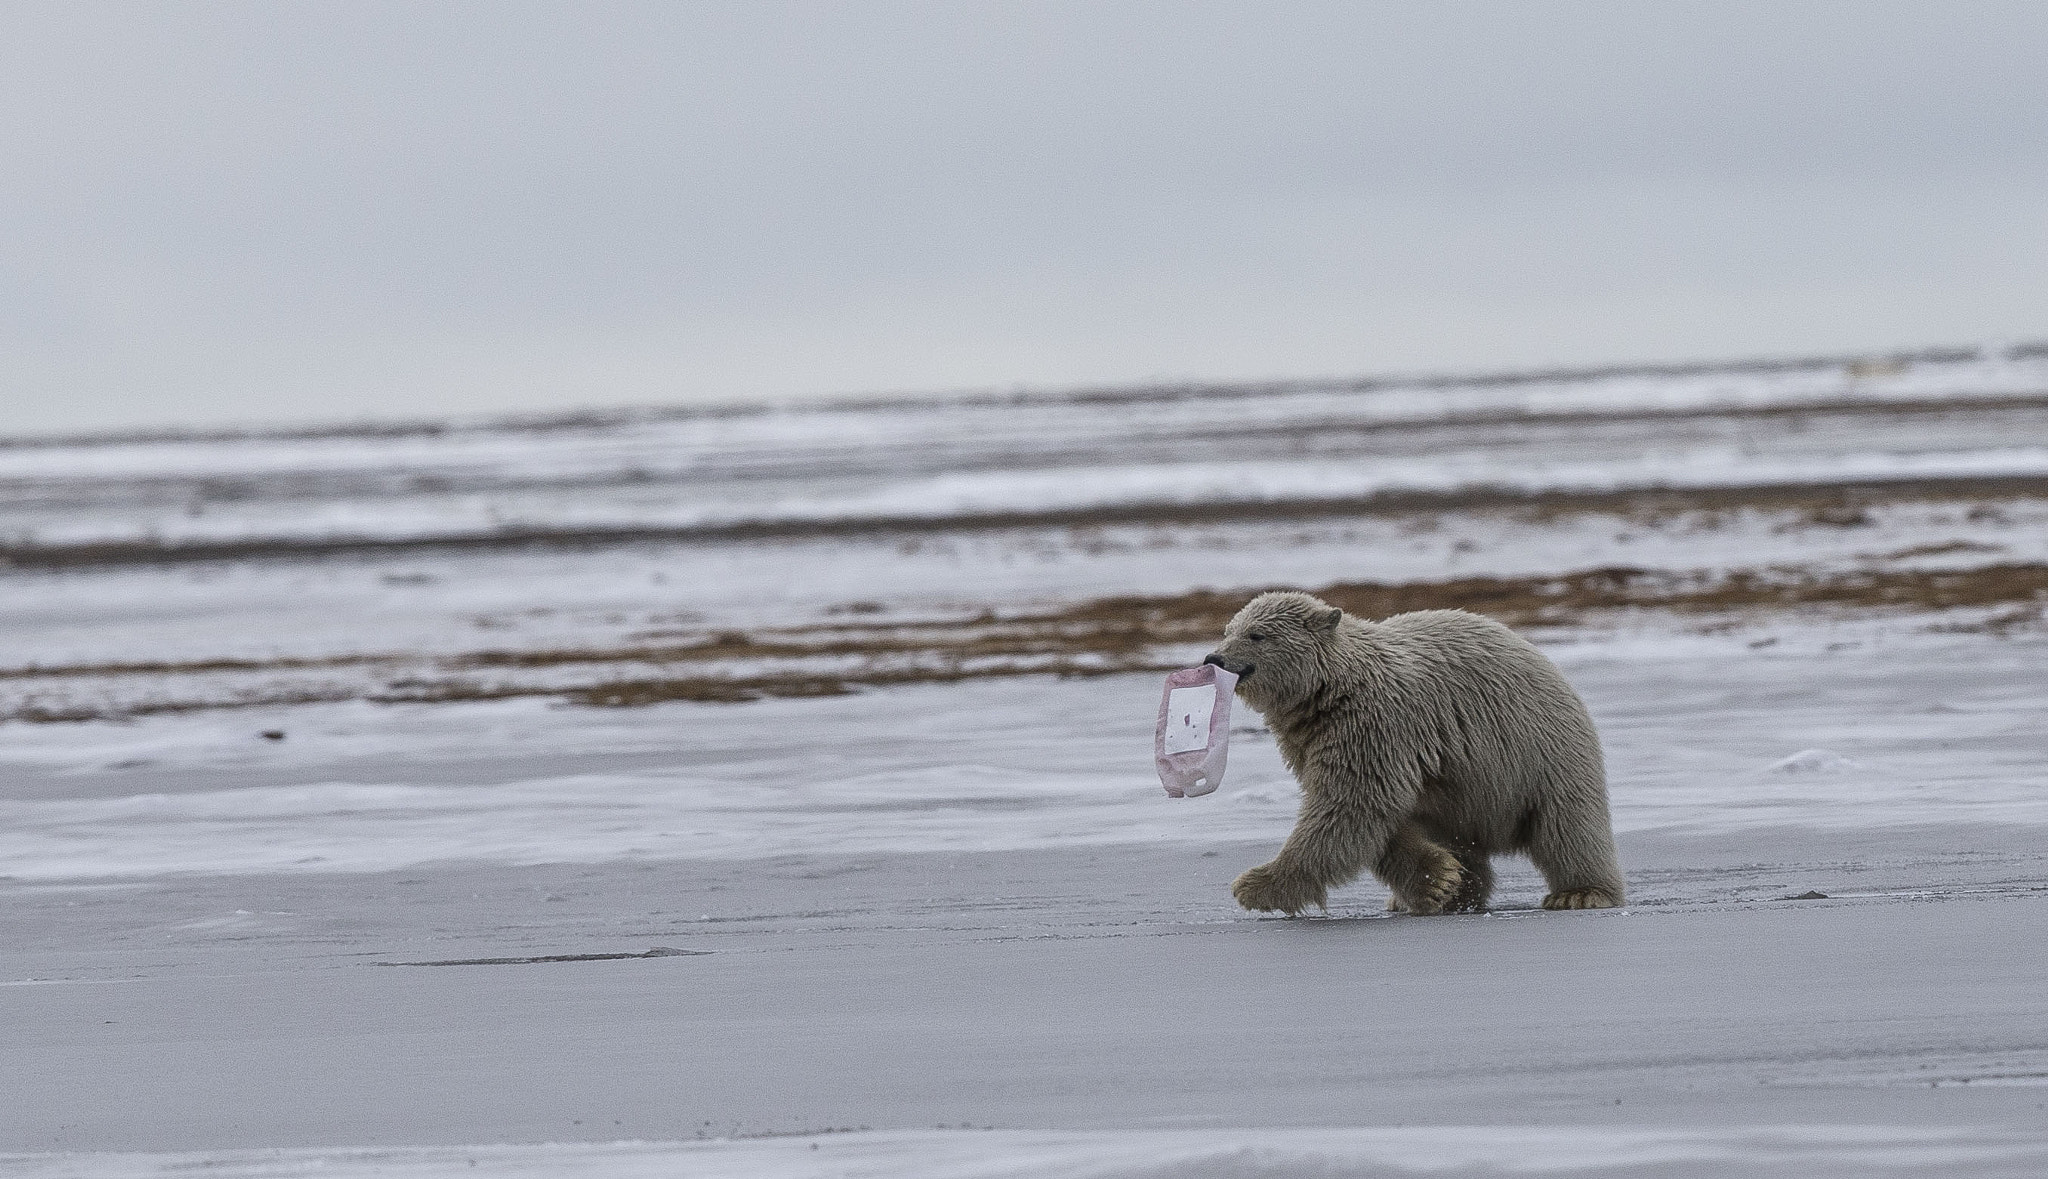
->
[[1154, 664, 1237, 797]]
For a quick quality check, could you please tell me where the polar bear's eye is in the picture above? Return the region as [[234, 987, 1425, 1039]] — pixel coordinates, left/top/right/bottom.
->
[[1247, 632, 1266, 642]]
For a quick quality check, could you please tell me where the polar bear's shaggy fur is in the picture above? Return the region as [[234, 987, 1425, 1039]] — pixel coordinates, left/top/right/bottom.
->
[[1204, 591, 1624, 916]]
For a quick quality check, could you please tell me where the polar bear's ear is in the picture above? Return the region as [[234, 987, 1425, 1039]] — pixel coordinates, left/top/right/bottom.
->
[[1317, 606, 1343, 632]]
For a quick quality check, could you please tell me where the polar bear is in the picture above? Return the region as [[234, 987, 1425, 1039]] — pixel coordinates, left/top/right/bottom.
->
[[1203, 591, 1624, 916]]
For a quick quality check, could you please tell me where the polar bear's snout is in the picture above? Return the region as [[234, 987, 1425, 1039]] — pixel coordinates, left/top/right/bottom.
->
[[1203, 652, 1253, 680]]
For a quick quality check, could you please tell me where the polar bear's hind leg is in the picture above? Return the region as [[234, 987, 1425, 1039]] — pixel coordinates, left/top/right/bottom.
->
[[1527, 793, 1625, 910], [1375, 823, 1465, 915]]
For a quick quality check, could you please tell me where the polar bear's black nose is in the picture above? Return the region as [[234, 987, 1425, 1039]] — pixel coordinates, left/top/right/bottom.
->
[[1203, 653, 1251, 678]]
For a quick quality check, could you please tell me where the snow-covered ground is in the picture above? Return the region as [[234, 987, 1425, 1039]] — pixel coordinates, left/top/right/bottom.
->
[[3, 623, 2047, 883], [5, 352, 2048, 1177]]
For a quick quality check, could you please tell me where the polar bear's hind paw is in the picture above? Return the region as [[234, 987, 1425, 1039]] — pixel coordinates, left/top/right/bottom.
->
[[1542, 887, 1620, 910], [1403, 849, 1466, 916]]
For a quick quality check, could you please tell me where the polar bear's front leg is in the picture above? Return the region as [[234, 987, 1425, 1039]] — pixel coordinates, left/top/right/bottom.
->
[[1232, 794, 1388, 916]]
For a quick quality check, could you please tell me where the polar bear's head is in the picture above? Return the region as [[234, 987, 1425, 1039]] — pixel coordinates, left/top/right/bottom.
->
[[1203, 590, 1346, 714]]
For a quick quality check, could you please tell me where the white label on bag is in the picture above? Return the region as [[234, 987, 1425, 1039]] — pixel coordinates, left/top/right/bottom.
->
[[1162, 684, 1217, 754]]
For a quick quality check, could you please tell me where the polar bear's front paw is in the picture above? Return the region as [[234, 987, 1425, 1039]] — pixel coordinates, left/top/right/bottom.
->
[[1403, 848, 1466, 916], [1232, 862, 1325, 916], [1541, 887, 1620, 910]]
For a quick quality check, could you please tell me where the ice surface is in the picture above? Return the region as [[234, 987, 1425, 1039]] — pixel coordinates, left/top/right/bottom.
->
[[9, 876, 2048, 1170]]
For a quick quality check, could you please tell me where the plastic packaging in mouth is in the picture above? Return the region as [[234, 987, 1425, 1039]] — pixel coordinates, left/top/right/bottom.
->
[[1154, 664, 1237, 798]]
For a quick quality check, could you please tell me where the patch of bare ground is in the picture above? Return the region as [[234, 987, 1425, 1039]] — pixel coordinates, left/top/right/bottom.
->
[[8, 562, 2048, 722], [0, 653, 395, 681], [9, 686, 361, 723]]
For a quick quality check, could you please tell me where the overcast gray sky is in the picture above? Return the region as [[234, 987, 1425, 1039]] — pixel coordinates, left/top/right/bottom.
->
[[4, 1, 2046, 435]]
